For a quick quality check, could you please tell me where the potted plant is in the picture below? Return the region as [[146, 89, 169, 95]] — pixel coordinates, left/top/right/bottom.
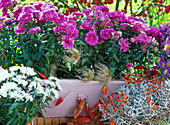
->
[[99, 65, 170, 125], [0, 0, 163, 118], [0, 66, 62, 124]]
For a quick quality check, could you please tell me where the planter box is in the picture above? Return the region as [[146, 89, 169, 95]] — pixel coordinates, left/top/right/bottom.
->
[[42, 79, 126, 117]]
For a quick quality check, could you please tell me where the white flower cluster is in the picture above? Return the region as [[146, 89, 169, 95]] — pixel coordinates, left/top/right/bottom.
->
[[0, 67, 12, 82], [0, 82, 33, 102], [0, 66, 62, 102]]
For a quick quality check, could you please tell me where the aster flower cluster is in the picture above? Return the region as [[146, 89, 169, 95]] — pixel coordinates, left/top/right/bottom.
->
[[156, 21, 170, 77], [4, 1, 79, 49], [0, 66, 62, 124], [74, 5, 161, 78]]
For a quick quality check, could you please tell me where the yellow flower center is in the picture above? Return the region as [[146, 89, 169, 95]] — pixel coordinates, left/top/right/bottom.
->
[[25, 17, 28, 19], [165, 22, 169, 25], [164, 69, 167, 75], [157, 58, 161, 64], [165, 37, 168, 42], [90, 36, 94, 40], [58, 17, 61, 20], [167, 62, 170, 67], [162, 63, 165, 67], [165, 45, 170, 51]]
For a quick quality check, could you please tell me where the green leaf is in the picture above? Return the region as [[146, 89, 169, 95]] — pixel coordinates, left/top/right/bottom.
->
[[65, 62, 71, 71], [123, 54, 131, 59], [81, 58, 87, 65], [134, 0, 137, 3], [136, 53, 143, 60], [110, 61, 116, 76], [10, 102, 19, 109], [112, 54, 119, 63], [22, 49, 30, 60], [77, 21, 82, 27]]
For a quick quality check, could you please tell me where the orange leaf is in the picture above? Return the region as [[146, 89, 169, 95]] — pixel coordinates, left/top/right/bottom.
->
[[72, 99, 87, 119], [73, 116, 91, 123]]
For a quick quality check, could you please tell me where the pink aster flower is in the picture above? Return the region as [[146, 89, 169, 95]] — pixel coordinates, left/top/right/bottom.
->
[[81, 20, 92, 30], [14, 25, 26, 34], [82, 9, 91, 16], [85, 31, 99, 46], [29, 26, 41, 33], [2, 8, 8, 17], [118, 38, 130, 52], [18, 13, 33, 24], [62, 35, 74, 49]]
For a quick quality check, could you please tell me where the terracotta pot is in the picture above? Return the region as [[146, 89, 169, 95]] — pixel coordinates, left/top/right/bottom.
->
[[42, 79, 126, 117]]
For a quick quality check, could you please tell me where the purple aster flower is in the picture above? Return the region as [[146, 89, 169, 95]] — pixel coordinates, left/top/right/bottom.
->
[[159, 24, 167, 32], [166, 59, 170, 69], [62, 35, 74, 49], [118, 38, 130, 52], [162, 68, 169, 77], [81, 20, 92, 30], [156, 54, 165, 67], [160, 60, 166, 70], [13, 5, 23, 19], [164, 43, 170, 55], [14, 25, 26, 34], [18, 13, 33, 24], [127, 63, 132, 70], [29, 26, 41, 33], [85, 31, 99, 46]]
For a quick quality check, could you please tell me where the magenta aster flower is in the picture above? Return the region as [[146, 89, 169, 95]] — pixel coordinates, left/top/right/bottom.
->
[[62, 35, 74, 49], [24, 5, 35, 14], [0, 16, 6, 21], [2, 8, 8, 16], [54, 13, 65, 24], [29, 26, 41, 33], [43, 9, 57, 22], [13, 5, 23, 19], [66, 28, 79, 39], [98, 39, 104, 44], [72, 12, 84, 17], [14, 25, 26, 34], [81, 20, 92, 30], [145, 26, 160, 37], [18, 13, 33, 24], [82, 9, 91, 16], [100, 28, 114, 40], [85, 31, 99, 46], [118, 38, 130, 52], [127, 63, 132, 70]]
